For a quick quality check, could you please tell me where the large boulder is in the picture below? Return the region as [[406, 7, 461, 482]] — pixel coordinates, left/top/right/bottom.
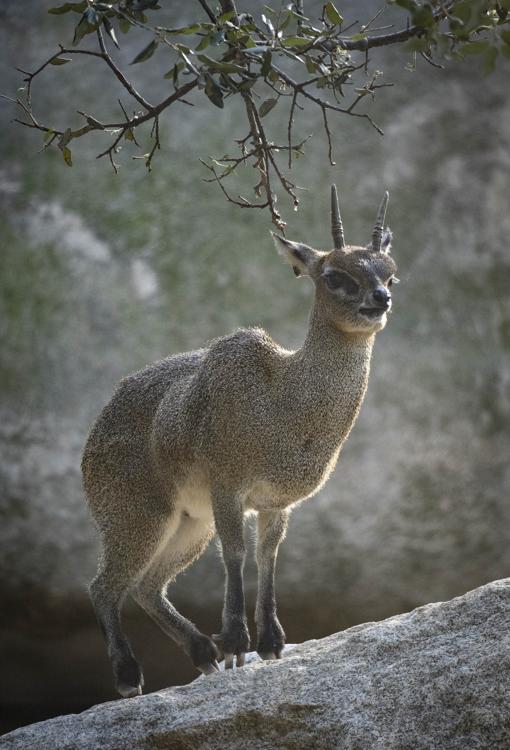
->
[[2, 579, 510, 750]]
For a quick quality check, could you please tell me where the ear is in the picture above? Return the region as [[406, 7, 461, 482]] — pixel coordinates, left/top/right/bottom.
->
[[272, 233, 323, 277], [381, 227, 393, 255]]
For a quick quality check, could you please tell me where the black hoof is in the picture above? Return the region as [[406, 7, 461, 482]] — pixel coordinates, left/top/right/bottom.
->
[[257, 617, 285, 659], [189, 632, 219, 670], [115, 656, 144, 698], [214, 620, 250, 656]]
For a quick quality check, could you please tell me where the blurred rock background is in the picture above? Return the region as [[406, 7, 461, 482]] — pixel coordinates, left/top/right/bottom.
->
[[1, 0, 509, 734]]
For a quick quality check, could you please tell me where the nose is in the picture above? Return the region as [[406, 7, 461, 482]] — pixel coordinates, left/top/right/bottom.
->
[[372, 286, 391, 307]]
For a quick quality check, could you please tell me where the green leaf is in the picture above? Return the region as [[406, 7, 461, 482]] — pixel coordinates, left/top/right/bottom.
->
[[204, 75, 224, 108], [130, 39, 158, 64], [62, 146, 73, 166], [196, 32, 212, 51], [48, 2, 86, 14], [483, 45, 498, 73], [119, 17, 131, 33], [243, 36, 258, 49], [261, 50, 272, 77], [412, 6, 434, 28], [461, 39, 490, 54], [165, 24, 201, 35], [175, 43, 193, 54], [50, 56, 72, 65], [238, 77, 256, 91], [305, 56, 318, 73], [325, 2, 343, 26], [103, 17, 119, 49], [43, 129, 55, 143], [197, 54, 246, 73], [261, 13, 275, 35], [217, 10, 236, 24], [450, 0, 494, 37], [393, 0, 417, 10], [259, 97, 278, 117], [405, 36, 430, 53], [72, 9, 100, 46], [197, 55, 246, 73], [163, 61, 184, 80], [282, 36, 312, 47]]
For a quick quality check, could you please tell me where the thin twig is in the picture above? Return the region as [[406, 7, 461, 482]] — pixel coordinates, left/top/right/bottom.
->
[[321, 106, 335, 166], [96, 27, 152, 110], [201, 162, 269, 210], [287, 90, 298, 169], [197, 0, 216, 23], [420, 51, 445, 69]]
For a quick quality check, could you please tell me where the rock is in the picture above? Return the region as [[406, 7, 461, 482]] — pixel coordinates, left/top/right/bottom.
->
[[2, 579, 510, 750]]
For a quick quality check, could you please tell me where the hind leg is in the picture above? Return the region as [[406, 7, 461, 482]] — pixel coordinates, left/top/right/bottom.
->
[[89, 504, 180, 698], [132, 513, 220, 675], [90, 565, 144, 698]]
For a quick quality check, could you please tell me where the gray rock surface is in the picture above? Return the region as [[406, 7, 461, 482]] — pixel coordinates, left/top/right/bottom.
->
[[2, 579, 510, 750]]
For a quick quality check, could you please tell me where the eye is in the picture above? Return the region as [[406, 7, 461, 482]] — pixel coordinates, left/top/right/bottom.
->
[[324, 271, 359, 296]]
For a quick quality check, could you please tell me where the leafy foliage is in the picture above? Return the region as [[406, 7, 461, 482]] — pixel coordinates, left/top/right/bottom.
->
[[8, 0, 510, 228]]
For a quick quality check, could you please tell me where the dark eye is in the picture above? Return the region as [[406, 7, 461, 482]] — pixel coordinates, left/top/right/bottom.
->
[[324, 271, 359, 296]]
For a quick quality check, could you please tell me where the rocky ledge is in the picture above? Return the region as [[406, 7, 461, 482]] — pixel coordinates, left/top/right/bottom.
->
[[2, 579, 510, 750]]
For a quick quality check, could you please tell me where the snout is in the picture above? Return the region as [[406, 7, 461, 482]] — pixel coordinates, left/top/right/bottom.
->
[[358, 286, 392, 320], [371, 286, 391, 309]]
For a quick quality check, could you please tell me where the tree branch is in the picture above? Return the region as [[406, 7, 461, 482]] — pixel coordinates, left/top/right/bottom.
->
[[96, 27, 152, 110], [197, 0, 216, 24], [8, 0, 499, 225], [338, 3, 454, 51]]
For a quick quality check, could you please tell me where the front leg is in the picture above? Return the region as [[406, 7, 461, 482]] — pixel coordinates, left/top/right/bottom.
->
[[212, 490, 250, 669], [255, 509, 289, 660]]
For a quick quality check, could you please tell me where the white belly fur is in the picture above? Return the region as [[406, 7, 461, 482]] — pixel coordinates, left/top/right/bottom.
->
[[173, 462, 332, 522], [175, 471, 215, 526]]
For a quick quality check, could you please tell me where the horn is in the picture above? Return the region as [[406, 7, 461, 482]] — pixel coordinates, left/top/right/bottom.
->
[[331, 184, 345, 250], [371, 190, 389, 253]]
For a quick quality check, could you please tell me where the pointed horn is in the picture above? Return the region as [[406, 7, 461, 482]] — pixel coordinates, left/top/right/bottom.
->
[[331, 184, 345, 250], [371, 190, 389, 252]]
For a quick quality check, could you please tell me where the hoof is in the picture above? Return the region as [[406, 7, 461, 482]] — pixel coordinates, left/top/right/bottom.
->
[[190, 632, 219, 670], [224, 652, 246, 669], [198, 660, 220, 675], [258, 651, 279, 661], [117, 682, 143, 698], [115, 656, 144, 699], [257, 616, 285, 660], [212, 621, 250, 665]]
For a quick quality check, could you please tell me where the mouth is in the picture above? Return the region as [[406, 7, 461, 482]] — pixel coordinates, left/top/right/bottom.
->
[[358, 306, 388, 320]]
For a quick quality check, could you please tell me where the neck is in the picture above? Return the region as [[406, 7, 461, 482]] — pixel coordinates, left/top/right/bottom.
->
[[297, 298, 375, 376], [285, 296, 376, 444]]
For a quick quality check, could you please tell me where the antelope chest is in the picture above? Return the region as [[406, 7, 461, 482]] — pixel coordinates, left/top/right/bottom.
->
[[244, 430, 344, 511], [243, 384, 366, 510]]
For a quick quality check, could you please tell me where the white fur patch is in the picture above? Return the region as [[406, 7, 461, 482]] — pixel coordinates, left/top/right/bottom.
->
[[175, 471, 214, 525]]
